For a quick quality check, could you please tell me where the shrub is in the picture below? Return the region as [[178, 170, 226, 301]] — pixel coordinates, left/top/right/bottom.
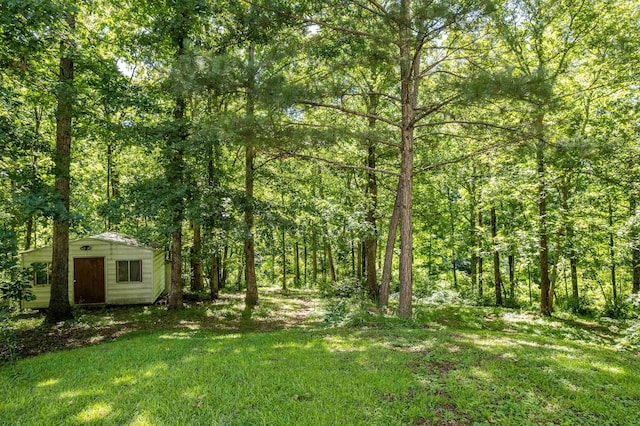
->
[[323, 299, 349, 325], [602, 297, 632, 320], [322, 277, 363, 298], [0, 264, 35, 309], [0, 304, 17, 362], [419, 288, 462, 305]]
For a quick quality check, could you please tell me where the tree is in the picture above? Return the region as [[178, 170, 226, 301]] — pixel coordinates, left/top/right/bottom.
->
[[47, 11, 75, 322]]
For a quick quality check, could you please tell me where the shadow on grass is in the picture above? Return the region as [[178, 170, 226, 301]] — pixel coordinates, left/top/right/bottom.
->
[[2, 305, 640, 425], [0, 328, 436, 425], [3, 289, 325, 362]]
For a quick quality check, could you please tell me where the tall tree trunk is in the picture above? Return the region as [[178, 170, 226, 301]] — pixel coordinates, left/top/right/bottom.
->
[[326, 238, 336, 283], [356, 240, 362, 281], [631, 194, 640, 293], [244, 43, 258, 307], [26, 106, 42, 251], [491, 206, 503, 306], [190, 221, 204, 292], [303, 233, 308, 286], [608, 195, 617, 301], [379, 179, 401, 306], [236, 251, 244, 291], [166, 6, 192, 310], [46, 13, 75, 323], [365, 94, 379, 301], [295, 240, 300, 287], [470, 205, 477, 296], [508, 253, 515, 301], [478, 210, 484, 298], [221, 245, 229, 288], [281, 227, 287, 290], [351, 240, 358, 278], [210, 250, 219, 299], [536, 117, 551, 316], [561, 180, 580, 309], [312, 228, 318, 283], [549, 243, 561, 313], [397, 0, 419, 318], [446, 187, 458, 288]]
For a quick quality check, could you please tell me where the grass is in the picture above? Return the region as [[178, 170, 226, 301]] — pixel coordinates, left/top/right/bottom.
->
[[1, 289, 639, 425]]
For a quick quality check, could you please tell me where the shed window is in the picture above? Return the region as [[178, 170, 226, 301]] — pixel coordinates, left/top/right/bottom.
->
[[116, 260, 142, 282], [33, 262, 51, 286]]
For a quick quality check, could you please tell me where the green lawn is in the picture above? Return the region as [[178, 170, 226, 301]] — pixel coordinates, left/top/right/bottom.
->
[[1, 291, 639, 425]]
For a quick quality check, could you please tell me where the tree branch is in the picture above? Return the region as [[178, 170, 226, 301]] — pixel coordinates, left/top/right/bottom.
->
[[273, 148, 400, 176], [298, 100, 400, 128], [413, 141, 511, 175], [239, 0, 375, 37]]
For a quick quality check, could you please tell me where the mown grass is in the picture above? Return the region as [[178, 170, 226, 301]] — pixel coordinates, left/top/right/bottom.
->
[[1, 291, 639, 425]]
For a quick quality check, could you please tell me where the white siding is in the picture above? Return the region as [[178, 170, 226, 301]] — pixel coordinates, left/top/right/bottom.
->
[[22, 236, 162, 308], [100, 242, 154, 304], [152, 250, 165, 300], [22, 246, 55, 309]]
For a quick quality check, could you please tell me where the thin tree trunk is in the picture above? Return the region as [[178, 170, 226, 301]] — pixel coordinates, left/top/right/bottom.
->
[[26, 106, 42, 251], [365, 93, 379, 301], [244, 42, 258, 308], [379, 179, 401, 307], [281, 227, 287, 291], [536, 117, 551, 316], [46, 13, 75, 323], [356, 240, 362, 281], [221, 245, 229, 288], [312, 229, 318, 283], [295, 240, 300, 287], [448, 188, 458, 288], [508, 253, 515, 301], [631, 195, 640, 293], [608, 195, 617, 301], [561, 181, 580, 309], [478, 210, 484, 298], [236, 252, 244, 291], [491, 206, 503, 306], [190, 221, 204, 292], [210, 251, 219, 299], [549, 244, 561, 313], [303, 233, 308, 286], [470, 207, 477, 296], [326, 239, 336, 283], [351, 240, 356, 277]]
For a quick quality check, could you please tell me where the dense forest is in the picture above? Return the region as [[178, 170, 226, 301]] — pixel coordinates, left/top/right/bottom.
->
[[1, 0, 639, 322]]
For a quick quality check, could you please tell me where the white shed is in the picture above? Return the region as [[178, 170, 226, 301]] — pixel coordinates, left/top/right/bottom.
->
[[21, 232, 166, 308]]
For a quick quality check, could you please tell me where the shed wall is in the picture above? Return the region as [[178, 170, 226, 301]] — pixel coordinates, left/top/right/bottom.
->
[[22, 238, 161, 308]]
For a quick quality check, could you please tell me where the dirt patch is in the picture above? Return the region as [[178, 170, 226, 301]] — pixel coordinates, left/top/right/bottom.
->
[[1, 290, 324, 363], [407, 356, 457, 374]]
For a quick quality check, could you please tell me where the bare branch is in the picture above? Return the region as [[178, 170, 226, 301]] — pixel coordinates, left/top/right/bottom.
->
[[415, 120, 521, 133]]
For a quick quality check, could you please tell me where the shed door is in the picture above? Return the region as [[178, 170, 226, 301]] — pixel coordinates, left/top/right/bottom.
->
[[73, 257, 105, 304]]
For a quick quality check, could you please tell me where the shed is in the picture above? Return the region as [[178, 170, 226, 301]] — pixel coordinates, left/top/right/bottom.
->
[[21, 232, 166, 308]]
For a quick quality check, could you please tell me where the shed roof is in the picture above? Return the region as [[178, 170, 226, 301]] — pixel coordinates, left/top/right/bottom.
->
[[87, 232, 162, 249], [21, 232, 161, 254], [89, 232, 145, 247]]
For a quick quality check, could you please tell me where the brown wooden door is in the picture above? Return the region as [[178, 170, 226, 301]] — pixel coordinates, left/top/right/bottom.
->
[[73, 257, 105, 304]]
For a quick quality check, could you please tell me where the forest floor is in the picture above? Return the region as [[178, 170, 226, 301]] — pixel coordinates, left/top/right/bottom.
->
[[2, 288, 639, 425], [1, 288, 324, 361]]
